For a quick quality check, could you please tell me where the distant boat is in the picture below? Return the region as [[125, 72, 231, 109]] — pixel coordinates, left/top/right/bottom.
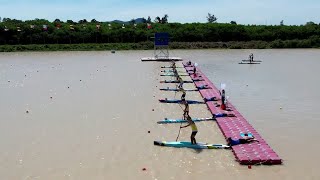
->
[[111, 50, 116, 53]]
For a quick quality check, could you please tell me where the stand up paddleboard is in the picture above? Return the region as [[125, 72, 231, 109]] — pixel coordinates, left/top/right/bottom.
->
[[161, 66, 185, 68], [160, 79, 204, 83], [157, 117, 215, 124], [242, 60, 262, 62], [157, 113, 235, 124], [161, 70, 186, 73], [141, 57, 182, 62], [159, 99, 205, 104], [238, 62, 260, 64], [154, 141, 230, 149], [160, 74, 190, 77], [159, 85, 211, 91], [159, 88, 199, 91]]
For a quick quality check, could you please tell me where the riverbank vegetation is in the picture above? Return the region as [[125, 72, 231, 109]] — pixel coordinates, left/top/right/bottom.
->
[[1, 17, 320, 51]]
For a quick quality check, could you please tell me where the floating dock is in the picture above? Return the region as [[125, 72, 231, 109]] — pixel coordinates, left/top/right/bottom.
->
[[183, 62, 282, 165]]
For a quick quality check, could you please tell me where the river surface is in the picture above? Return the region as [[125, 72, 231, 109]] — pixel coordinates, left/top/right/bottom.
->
[[0, 49, 319, 180]]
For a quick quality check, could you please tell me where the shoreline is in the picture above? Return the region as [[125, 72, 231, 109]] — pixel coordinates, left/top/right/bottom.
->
[[1, 40, 319, 52]]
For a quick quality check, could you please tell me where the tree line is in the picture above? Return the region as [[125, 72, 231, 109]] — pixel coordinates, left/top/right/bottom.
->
[[1, 18, 320, 47]]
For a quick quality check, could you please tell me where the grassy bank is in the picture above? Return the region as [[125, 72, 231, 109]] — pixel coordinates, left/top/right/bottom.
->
[[0, 39, 319, 52]]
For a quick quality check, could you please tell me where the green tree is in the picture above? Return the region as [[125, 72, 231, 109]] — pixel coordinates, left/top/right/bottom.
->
[[162, 14, 169, 23], [207, 13, 217, 23], [280, 20, 284, 26]]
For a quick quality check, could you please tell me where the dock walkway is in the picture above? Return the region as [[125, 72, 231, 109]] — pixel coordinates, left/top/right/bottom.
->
[[183, 62, 282, 165]]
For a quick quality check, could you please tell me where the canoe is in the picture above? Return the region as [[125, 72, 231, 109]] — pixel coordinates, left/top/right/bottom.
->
[[154, 141, 230, 149], [157, 117, 215, 124]]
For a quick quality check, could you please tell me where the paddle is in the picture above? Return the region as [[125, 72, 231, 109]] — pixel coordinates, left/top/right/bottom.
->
[[176, 101, 186, 141], [176, 123, 182, 142], [176, 114, 184, 142]]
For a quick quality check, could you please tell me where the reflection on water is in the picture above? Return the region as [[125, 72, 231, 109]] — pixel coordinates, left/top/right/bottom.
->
[[0, 50, 319, 180]]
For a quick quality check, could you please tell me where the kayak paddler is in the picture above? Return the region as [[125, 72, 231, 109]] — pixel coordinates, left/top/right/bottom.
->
[[180, 114, 198, 144]]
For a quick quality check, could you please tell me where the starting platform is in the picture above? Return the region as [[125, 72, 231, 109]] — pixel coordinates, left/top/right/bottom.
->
[[141, 32, 182, 62]]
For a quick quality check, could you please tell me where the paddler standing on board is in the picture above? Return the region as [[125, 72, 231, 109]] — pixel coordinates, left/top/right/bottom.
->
[[177, 76, 184, 90], [249, 53, 254, 63], [181, 89, 186, 101], [171, 61, 176, 69], [181, 99, 189, 117], [180, 114, 198, 144]]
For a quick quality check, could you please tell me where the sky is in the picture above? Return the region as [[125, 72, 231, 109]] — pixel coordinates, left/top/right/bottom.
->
[[0, 0, 319, 25]]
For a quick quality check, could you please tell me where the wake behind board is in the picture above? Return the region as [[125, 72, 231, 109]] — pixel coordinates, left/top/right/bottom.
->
[[238, 62, 260, 64], [154, 141, 230, 149], [157, 117, 215, 124], [242, 60, 262, 62]]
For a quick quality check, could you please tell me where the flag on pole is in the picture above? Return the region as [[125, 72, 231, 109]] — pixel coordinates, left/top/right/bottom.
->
[[147, 23, 152, 29]]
